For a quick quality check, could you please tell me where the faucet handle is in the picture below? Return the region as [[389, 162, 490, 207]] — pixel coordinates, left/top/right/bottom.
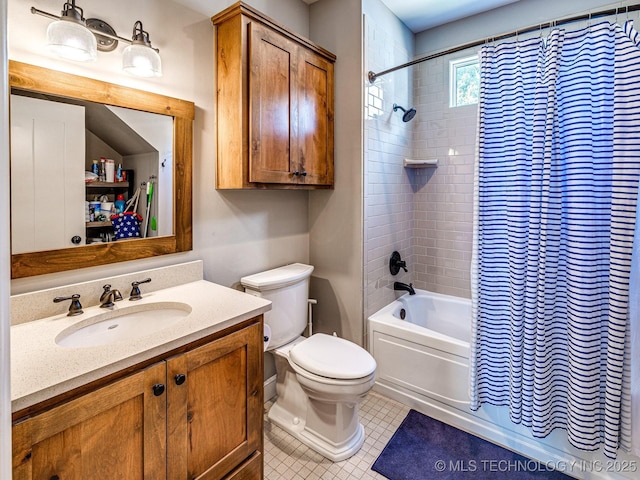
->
[[129, 278, 152, 301], [53, 294, 83, 316], [390, 251, 409, 275]]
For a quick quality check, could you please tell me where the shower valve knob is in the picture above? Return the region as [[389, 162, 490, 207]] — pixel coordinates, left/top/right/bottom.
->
[[390, 251, 408, 276]]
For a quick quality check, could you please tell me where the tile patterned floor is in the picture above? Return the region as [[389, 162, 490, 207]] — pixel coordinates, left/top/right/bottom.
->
[[264, 391, 410, 480]]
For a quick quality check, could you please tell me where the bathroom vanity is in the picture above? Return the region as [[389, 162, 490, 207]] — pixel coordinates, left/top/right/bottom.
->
[[10, 262, 270, 480]]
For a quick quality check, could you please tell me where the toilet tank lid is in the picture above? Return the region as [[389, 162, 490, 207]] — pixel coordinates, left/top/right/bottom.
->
[[240, 263, 314, 291], [289, 333, 377, 380]]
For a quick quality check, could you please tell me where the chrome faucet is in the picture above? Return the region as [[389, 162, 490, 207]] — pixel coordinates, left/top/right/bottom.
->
[[100, 284, 123, 308], [393, 281, 416, 295]]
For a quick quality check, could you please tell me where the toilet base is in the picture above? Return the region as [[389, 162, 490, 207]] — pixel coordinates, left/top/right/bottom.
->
[[268, 400, 365, 462]]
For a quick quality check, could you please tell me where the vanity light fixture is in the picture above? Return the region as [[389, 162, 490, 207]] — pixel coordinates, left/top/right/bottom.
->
[[31, 2, 163, 78], [45, 0, 97, 62], [122, 21, 162, 78]]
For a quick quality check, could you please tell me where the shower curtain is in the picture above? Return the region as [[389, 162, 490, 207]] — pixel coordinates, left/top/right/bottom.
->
[[471, 21, 640, 458]]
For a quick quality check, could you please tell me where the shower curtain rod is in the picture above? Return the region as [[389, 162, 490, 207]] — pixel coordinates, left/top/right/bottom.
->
[[367, 3, 640, 83]]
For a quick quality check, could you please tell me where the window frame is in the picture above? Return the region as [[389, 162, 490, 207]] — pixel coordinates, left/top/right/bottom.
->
[[449, 55, 480, 108]]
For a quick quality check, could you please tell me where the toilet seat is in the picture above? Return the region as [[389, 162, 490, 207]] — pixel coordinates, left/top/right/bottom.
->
[[289, 333, 377, 380]]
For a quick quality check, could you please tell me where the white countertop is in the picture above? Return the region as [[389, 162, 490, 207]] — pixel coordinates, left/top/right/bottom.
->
[[11, 280, 271, 413]]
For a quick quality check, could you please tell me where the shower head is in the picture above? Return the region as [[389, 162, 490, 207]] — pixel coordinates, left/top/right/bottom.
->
[[393, 103, 417, 122]]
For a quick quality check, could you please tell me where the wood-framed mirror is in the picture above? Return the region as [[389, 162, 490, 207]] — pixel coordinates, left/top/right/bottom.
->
[[9, 61, 194, 279]]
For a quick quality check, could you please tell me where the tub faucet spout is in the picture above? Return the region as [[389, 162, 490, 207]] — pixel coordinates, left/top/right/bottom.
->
[[394, 282, 415, 295]]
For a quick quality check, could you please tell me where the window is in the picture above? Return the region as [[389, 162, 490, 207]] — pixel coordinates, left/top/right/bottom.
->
[[450, 55, 479, 107], [366, 83, 384, 119]]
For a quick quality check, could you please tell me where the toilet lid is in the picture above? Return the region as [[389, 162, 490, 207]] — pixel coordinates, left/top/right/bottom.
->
[[289, 334, 377, 380]]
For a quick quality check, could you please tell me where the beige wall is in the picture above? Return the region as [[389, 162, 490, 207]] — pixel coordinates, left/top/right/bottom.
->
[[308, 0, 364, 345], [8, 0, 313, 294]]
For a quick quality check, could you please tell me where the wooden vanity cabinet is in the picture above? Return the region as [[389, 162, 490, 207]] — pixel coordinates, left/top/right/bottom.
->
[[12, 321, 263, 480], [167, 322, 263, 480], [213, 2, 335, 190], [12, 362, 167, 480]]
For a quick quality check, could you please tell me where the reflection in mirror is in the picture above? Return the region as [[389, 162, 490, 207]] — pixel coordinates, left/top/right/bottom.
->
[[9, 61, 194, 279], [10, 90, 173, 253]]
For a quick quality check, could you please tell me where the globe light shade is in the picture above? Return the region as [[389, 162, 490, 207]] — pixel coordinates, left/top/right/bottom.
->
[[122, 44, 162, 78], [46, 19, 97, 62]]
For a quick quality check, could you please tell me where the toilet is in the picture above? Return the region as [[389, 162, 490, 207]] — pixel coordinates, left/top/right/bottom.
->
[[241, 263, 377, 462]]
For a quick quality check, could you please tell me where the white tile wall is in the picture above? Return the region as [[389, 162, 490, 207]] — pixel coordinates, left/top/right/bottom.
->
[[363, 16, 414, 325], [411, 48, 479, 299], [364, 19, 479, 331]]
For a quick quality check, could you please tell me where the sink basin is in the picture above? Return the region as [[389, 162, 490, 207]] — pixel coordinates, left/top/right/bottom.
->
[[56, 302, 192, 348]]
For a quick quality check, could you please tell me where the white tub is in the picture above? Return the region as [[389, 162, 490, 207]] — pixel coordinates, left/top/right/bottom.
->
[[368, 289, 471, 410], [368, 290, 640, 480]]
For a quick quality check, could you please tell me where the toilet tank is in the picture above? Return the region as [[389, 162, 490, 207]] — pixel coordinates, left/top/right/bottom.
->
[[241, 263, 314, 350]]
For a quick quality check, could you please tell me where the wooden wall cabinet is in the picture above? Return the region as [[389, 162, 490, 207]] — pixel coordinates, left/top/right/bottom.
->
[[213, 2, 336, 189], [12, 321, 263, 480]]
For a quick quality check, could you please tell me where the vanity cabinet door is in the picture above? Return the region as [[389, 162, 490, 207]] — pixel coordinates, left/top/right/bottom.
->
[[166, 323, 263, 480], [12, 362, 167, 480]]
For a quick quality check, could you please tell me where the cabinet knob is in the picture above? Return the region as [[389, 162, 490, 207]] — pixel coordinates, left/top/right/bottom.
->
[[50, 476, 60, 480], [293, 171, 300, 176], [301, 171, 307, 176], [152, 384, 165, 396], [71, 235, 82, 244], [174, 373, 186, 385]]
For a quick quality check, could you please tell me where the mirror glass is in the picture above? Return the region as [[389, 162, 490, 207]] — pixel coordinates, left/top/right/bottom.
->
[[9, 61, 194, 279], [11, 90, 174, 253]]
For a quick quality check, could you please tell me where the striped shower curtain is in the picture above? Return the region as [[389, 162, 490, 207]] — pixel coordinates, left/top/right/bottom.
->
[[471, 21, 640, 458]]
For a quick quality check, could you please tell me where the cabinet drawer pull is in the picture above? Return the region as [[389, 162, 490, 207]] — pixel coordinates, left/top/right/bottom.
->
[[152, 384, 165, 396], [174, 373, 186, 385]]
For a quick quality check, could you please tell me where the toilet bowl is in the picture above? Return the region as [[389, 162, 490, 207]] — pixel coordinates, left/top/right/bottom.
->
[[240, 264, 377, 461], [269, 333, 376, 461]]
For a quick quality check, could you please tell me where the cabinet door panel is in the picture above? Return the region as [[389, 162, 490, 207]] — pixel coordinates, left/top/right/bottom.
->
[[298, 50, 334, 186], [12, 362, 166, 480], [249, 22, 297, 183], [167, 323, 263, 480]]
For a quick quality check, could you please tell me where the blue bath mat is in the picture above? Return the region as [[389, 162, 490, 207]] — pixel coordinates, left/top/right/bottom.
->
[[372, 410, 574, 480]]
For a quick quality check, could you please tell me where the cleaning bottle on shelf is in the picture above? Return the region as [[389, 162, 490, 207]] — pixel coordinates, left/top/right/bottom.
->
[[99, 157, 106, 182], [91, 159, 99, 176], [115, 194, 126, 214]]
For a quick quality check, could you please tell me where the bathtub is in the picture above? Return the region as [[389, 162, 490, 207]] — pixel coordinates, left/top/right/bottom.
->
[[368, 290, 640, 480], [368, 289, 471, 410]]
